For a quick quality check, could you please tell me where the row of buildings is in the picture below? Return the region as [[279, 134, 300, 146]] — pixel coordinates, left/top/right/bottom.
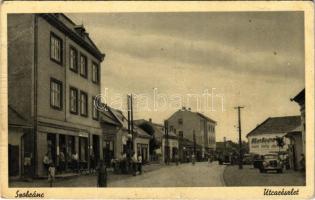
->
[[7, 13, 217, 178], [246, 89, 305, 170]]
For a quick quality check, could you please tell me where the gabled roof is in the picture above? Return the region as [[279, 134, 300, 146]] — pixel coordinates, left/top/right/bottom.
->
[[8, 106, 32, 128], [291, 89, 305, 105], [246, 116, 301, 138], [134, 119, 165, 141]]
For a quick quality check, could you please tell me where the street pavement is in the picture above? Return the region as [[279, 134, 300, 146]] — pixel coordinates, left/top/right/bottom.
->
[[109, 161, 225, 187], [223, 165, 306, 186], [10, 162, 225, 187]]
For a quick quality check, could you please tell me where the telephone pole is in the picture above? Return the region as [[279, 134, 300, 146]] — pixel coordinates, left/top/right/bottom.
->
[[234, 106, 244, 169]]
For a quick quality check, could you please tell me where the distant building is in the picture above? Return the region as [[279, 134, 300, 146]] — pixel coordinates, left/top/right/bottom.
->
[[246, 116, 301, 156], [166, 107, 216, 161], [8, 14, 105, 177]]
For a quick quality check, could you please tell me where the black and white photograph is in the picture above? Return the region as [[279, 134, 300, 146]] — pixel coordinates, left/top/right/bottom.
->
[[1, 1, 314, 199]]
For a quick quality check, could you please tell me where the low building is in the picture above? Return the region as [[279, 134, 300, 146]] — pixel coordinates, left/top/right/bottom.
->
[[100, 107, 151, 165], [162, 131, 179, 163], [246, 116, 301, 162]]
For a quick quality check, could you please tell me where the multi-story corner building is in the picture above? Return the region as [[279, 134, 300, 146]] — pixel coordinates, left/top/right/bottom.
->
[[8, 14, 105, 177], [166, 107, 216, 161]]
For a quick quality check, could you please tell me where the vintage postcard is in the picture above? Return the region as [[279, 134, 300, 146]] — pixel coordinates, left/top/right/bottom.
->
[[0, 1, 314, 199]]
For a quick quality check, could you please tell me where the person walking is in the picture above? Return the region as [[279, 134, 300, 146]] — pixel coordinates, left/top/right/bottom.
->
[[48, 163, 56, 187], [192, 154, 196, 165], [97, 160, 107, 187]]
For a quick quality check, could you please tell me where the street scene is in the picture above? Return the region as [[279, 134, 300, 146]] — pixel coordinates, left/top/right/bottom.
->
[[7, 12, 305, 187]]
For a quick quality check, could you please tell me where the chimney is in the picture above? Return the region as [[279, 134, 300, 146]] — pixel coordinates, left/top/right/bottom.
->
[[149, 118, 152, 122], [188, 107, 191, 111], [74, 25, 86, 37]]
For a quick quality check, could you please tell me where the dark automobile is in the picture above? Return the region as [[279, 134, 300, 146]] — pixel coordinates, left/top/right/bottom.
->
[[218, 153, 232, 165], [260, 153, 284, 173], [252, 154, 263, 169]]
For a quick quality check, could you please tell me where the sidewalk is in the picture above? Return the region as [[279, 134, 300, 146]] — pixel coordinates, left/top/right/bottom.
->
[[9, 163, 165, 187], [223, 165, 306, 186]]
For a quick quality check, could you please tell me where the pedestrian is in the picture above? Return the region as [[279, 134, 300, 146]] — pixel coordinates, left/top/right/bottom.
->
[[90, 152, 95, 174], [131, 152, 138, 176], [137, 154, 143, 174], [72, 151, 79, 173], [97, 160, 107, 187], [175, 153, 179, 165], [48, 163, 56, 187], [43, 152, 51, 174], [59, 151, 65, 173]]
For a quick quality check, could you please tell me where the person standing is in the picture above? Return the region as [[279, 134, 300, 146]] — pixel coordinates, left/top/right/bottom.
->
[[59, 151, 65, 173], [192, 154, 196, 165], [48, 163, 56, 187], [72, 151, 79, 173], [137, 154, 143, 174], [97, 160, 107, 187]]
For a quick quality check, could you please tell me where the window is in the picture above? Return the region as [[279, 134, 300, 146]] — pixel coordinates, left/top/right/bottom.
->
[[69, 47, 78, 72], [50, 78, 62, 109], [80, 91, 88, 116], [50, 33, 62, 64], [80, 54, 87, 78], [179, 131, 183, 138], [178, 118, 183, 125], [70, 87, 78, 114], [92, 62, 99, 83], [92, 96, 99, 120]]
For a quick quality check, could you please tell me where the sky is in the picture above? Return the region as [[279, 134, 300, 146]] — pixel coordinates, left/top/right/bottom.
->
[[68, 12, 305, 142]]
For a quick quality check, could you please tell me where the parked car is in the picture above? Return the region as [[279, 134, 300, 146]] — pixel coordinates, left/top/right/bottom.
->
[[260, 153, 284, 173], [243, 154, 253, 165], [252, 154, 263, 169]]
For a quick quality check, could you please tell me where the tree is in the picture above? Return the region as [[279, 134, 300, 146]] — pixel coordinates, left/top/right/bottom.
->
[[275, 136, 285, 153]]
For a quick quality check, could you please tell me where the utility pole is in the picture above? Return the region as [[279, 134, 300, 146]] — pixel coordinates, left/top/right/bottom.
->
[[130, 94, 134, 153], [193, 130, 196, 155], [234, 106, 244, 169], [127, 95, 131, 157]]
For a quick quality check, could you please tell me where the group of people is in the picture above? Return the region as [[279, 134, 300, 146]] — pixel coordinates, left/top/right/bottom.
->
[[111, 152, 143, 175]]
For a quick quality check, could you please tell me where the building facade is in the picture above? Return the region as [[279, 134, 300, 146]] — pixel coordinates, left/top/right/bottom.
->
[[166, 107, 216, 161], [8, 14, 105, 177], [246, 116, 301, 156]]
